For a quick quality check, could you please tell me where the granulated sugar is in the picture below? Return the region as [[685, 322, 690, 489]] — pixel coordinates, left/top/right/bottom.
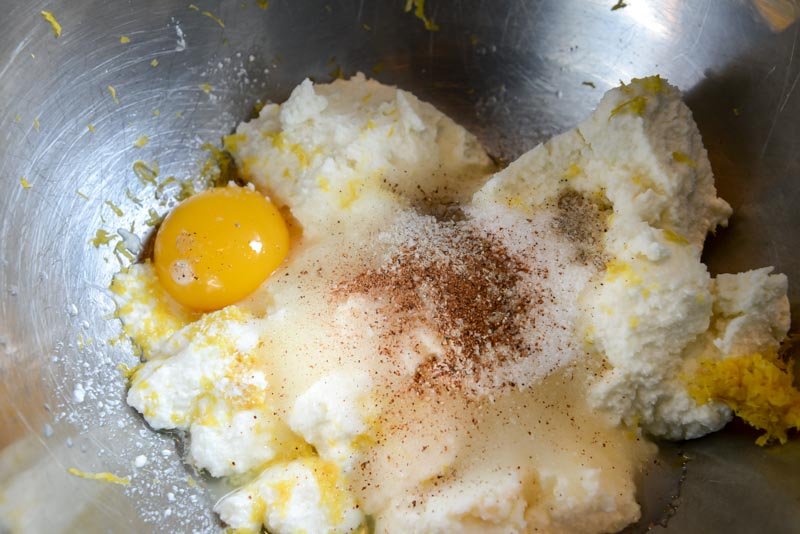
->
[[338, 204, 599, 396]]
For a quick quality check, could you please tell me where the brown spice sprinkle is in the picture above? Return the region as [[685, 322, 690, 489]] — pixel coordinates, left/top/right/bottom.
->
[[337, 217, 552, 394]]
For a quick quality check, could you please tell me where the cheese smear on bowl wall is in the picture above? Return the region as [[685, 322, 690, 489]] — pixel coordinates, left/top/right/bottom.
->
[[110, 74, 795, 533]]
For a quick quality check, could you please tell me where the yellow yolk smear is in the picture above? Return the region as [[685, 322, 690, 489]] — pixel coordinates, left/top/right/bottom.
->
[[154, 185, 289, 311]]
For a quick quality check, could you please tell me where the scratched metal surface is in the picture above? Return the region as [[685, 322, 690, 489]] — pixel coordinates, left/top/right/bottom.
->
[[1, 0, 799, 532]]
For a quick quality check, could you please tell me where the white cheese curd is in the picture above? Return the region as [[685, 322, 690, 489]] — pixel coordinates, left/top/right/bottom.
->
[[111, 75, 792, 534], [711, 267, 790, 356], [125, 305, 301, 477], [228, 72, 495, 236], [288, 370, 375, 473], [214, 458, 363, 534], [472, 76, 789, 441]]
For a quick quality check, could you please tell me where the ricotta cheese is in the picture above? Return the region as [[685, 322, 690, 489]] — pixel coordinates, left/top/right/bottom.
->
[[111, 75, 792, 534]]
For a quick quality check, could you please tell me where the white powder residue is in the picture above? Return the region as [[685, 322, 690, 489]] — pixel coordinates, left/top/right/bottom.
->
[[72, 383, 86, 403]]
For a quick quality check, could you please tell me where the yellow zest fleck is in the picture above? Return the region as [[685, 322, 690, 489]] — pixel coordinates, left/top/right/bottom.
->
[[387, 125, 395, 138], [150, 58, 159, 67], [105, 200, 124, 217], [144, 208, 162, 227], [40, 11, 62, 38], [133, 160, 158, 184], [222, 133, 247, 152], [636, 75, 665, 94], [133, 135, 149, 148], [687, 352, 800, 445], [605, 259, 642, 285], [609, 96, 647, 118], [364, 119, 376, 130], [108, 85, 120, 105], [272, 479, 296, 517], [90, 229, 114, 248], [371, 62, 384, 75], [329, 65, 343, 80], [19, 177, 32, 189], [67, 468, 129, 485], [317, 177, 330, 192], [662, 228, 689, 245], [671, 151, 696, 168], [76, 190, 89, 200], [733, 107, 741, 116], [257, 0, 269, 8], [628, 316, 639, 329], [404, 0, 439, 31], [563, 163, 582, 180], [339, 179, 362, 209], [202, 10, 225, 28], [33, 118, 40, 131], [302, 457, 346, 524], [250, 496, 267, 524], [199, 83, 213, 94], [14, 114, 21, 123], [117, 362, 142, 380], [119, 35, 130, 44], [152, 109, 160, 116], [87, 124, 95, 133], [189, 4, 199, 10], [187, 476, 198, 488]]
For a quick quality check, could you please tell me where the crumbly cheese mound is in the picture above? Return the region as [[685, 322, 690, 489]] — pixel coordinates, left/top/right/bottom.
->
[[123, 290, 298, 477], [110, 262, 199, 358], [377, 470, 529, 533], [472, 76, 790, 440], [113, 76, 793, 534], [288, 370, 375, 473], [711, 267, 790, 356], [227, 73, 495, 236], [214, 457, 363, 534]]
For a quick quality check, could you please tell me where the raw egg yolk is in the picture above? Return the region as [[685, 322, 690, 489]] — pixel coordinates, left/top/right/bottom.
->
[[154, 186, 289, 311]]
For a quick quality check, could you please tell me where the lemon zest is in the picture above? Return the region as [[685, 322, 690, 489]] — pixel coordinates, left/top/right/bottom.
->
[[67, 468, 129, 485], [404, 0, 439, 31], [90, 229, 114, 248], [672, 151, 696, 168], [609, 96, 647, 118], [604, 259, 642, 285], [119, 35, 130, 44], [40, 11, 62, 38], [105, 200, 124, 217], [19, 177, 32, 189], [133, 135, 149, 148], [133, 160, 158, 185], [202, 10, 225, 28], [108, 85, 120, 105], [663, 228, 689, 245], [687, 352, 800, 445]]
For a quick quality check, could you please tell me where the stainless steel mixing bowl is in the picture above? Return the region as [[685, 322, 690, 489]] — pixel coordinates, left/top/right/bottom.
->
[[1, 1, 799, 532]]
